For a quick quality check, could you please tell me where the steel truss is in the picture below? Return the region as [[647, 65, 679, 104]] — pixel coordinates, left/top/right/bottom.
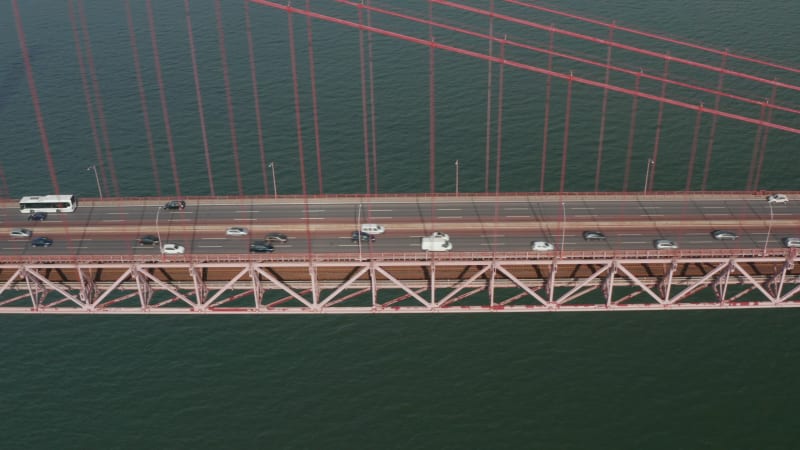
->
[[0, 251, 799, 314]]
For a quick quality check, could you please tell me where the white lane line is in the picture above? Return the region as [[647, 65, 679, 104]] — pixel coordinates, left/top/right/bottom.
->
[[480, 243, 504, 246], [102, 219, 124, 222], [370, 209, 393, 212], [234, 218, 256, 221], [505, 207, 529, 210], [106, 212, 129, 215], [438, 208, 462, 211], [439, 216, 463, 219], [506, 215, 531, 218], [575, 215, 594, 218], [67, 246, 89, 249], [201, 237, 227, 240], [774, 213, 793, 216], [299, 217, 326, 220], [168, 219, 192, 222], [305, 210, 326, 213], [622, 241, 646, 244], [688, 241, 711, 244], [702, 206, 725, 209], [369, 216, 393, 219], [619, 233, 642, 236], [236, 210, 260, 213], [704, 213, 728, 216], [2, 247, 25, 250], [571, 207, 595, 210], [198, 245, 223, 248], [640, 214, 664, 217], [642, 206, 661, 209]]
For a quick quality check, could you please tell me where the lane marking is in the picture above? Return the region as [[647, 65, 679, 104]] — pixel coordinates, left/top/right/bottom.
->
[[299, 217, 326, 220], [201, 237, 227, 240], [437, 208, 462, 211], [570, 207, 595, 210], [106, 212, 129, 215], [198, 245, 223, 248], [439, 216, 463, 219], [236, 210, 260, 213], [640, 214, 664, 217], [622, 241, 646, 244], [619, 233, 642, 236], [102, 219, 124, 222], [505, 215, 531, 218], [234, 218, 256, 221]]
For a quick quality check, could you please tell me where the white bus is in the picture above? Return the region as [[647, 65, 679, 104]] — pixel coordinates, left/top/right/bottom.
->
[[19, 194, 78, 213]]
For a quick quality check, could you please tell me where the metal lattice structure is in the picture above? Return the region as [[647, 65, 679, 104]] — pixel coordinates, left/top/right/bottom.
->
[[1, 249, 798, 313]]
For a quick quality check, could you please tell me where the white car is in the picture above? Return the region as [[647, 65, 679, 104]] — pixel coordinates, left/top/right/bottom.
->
[[430, 231, 449, 241], [767, 193, 788, 204], [360, 224, 385, 235], [783, 237, 800, 248], [162, 243, 185, 254], [226, 227, 249, 236], [654, 239, 678, 250], [9, 228, 32, 238], [531, 241, 554, 251]]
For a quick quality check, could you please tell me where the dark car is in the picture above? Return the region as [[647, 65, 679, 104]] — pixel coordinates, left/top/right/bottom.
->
[[351, 231, 376, 242], [711, 230, 738, 241], [249, 241, 275, 253], [137, 235, 160, 246], [163, 200, 186, 210], [582, 231, 606, 241], [265, 232, 288, 243], [28, 212, 48, 221], [31, 237, 53, 247]]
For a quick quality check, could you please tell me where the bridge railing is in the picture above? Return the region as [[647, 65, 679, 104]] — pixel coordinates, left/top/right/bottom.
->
[[0, 247, 793, 265]]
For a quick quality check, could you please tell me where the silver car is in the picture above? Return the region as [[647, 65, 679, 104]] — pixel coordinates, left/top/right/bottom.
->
[[711, 230, 738, 241], [9, 228, 32, 238], [782, 237, 800, 248], [654, 239, 678, 249]]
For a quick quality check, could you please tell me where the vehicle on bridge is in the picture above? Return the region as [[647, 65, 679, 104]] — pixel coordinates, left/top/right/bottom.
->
[[654, 239, 678, 250], [9, 228, 32, 238], [767, 193, 789, 204], [249, 241, 275, 253], [351, 231, 375, 243], [583, 231, 606, 241], [531, 241, 555, 251], [31, 237, 53, 248], [711, 230, 738, 241], [27, 212, 47, 222], [783, 237, 800, 248], [265, 232, 288, 243], [137, 235, 160, 246], [19, 194, 77, 213], [162, 243, 185, 254], [163, 200, 186, 210], [226, 227, 248, 237], [360, 224, 385, 235], [421, 233, 452, 252]]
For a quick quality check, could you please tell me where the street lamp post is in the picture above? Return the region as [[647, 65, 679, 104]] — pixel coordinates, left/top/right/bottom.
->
[[268, 162, 277, 199], [87, 165, 103, 199], [357, 203, 363, 260], [764, 203, 774, 255], [155, 206, 163, 254], [643, 158, 655, 194], [560, 201, 566, 254], [455, 160, 460, 196]]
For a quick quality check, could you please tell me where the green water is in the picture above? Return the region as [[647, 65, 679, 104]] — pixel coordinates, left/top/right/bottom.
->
[[0, 1, 799, 448]]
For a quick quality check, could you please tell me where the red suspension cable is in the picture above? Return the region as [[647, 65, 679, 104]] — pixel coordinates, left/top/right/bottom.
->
[[685, 105, 704, 191], [125, 0, 161, 196], [357, 5, 371, 195], [494, 38, 505, 195], [622, 72, 641, 192], [78, 0, 119, 197], [594, 25, 614, 192], [244, 1, 270, 196], [12, 0, 59, 194], [68, 0, 107, 196], [215, 0, 243, 196], [483, 0, 494, 194], [560, 74, 573, 193], [428, 1, 436, 194], [145, 0, 181, 196], [539, 28, 553, 192], [701, 52, 728, 191], [746, 104, 767, 191], [306, 0, 324, 194], [366, 0, 379, 195], [649, 58, 670, 193], [186, 0, 215, 196], [754, 87, 777, 190]]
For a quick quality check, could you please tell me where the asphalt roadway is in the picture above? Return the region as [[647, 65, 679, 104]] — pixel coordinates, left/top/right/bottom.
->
[[1, 194, 797, 256]]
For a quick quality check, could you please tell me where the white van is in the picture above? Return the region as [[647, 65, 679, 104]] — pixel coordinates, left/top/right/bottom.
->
[[421, 234, 453, 252], [360, 224, 385, 235]]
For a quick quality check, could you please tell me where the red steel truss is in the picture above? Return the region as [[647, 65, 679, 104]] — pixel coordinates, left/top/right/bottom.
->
[[1, 249, 798, 314]]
